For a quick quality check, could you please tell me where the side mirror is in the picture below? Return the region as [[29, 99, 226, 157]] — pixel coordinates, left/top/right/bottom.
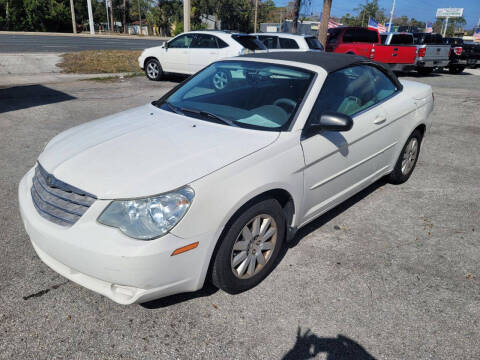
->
[[163, 41, 168, 49], [309, 112, 353, 134]]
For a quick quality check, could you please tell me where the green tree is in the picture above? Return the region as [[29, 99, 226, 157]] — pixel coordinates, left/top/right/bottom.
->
[[355, 0, 386, 26]]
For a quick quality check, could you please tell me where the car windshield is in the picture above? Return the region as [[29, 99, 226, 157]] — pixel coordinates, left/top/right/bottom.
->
[[155, 61, 314, 131]]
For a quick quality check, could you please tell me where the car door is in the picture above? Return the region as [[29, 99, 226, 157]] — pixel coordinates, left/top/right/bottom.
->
[[188, 34, 223, 73], [299, 65, 393, 224], [163, 34, 194, 73]]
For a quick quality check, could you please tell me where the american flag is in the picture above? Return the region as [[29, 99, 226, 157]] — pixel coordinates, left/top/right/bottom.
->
[[328, 19, 342, 29], [425, 22, 433, 33], [474, 28, 480, 42], [368, 18, 386, 33]]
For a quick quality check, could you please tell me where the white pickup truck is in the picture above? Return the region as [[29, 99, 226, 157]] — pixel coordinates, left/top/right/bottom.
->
[[381, 32, 450, 74]]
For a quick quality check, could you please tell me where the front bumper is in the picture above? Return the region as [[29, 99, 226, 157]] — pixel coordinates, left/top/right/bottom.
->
[[18, 168, 212, 304], [138, 55, 145, 70]]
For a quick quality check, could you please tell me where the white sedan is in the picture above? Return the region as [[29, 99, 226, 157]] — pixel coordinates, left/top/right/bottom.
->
[[138, 31, 266, 81], [19, 52, 433, 304]]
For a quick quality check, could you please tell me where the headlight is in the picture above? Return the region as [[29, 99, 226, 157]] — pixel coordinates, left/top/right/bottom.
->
[[98, 187, 194, 240]]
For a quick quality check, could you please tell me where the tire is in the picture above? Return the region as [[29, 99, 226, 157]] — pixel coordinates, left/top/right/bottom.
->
[[212, 69, 232, 90], [448, 65, 465, 74], [417, 67, 433, 75], [211, 198, 286, 294], [388, 129, 422, 184], [145, 58, 163, 81]]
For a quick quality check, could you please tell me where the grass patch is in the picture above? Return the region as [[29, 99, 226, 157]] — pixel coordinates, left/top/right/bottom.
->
[[58, 50, 142, 74]]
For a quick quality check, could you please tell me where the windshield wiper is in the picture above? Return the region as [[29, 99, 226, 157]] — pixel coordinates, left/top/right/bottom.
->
[[164, 101, 183, 115], [180, 107, 238, 127]]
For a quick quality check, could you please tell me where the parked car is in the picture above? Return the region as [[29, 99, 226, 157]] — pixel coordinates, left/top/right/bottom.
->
[[252, 32, 324, 51], [326, 27, 417, 71], [443, 37, 479, 73], [19, 52, 433, 304], [138, 31, 267, 81]]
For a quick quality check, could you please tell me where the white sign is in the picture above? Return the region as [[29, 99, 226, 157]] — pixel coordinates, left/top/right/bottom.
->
[[436, 8, 464, 18]]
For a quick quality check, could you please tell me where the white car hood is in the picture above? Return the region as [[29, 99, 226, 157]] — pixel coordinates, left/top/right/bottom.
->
[[38, 104, 279, 199]]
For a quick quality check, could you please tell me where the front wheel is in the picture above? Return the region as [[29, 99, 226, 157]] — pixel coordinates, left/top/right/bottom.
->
[[145, 58, 163, 81], [388, 129, 422, 184], [211, 198, 286, 294]]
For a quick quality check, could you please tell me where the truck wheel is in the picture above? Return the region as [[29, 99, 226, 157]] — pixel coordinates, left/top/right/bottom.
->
[[449, 66, 465, 74], [417, 67, 433, 75], [211, 198, 286, 294]]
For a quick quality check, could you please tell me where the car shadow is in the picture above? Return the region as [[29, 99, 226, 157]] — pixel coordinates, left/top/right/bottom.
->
[[0, 84, 75, 113], [283, 327, 376, 360], [140, 282, 218, 309]]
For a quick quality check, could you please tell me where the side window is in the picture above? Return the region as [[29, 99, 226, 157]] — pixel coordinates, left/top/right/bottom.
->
[[216, 37, 229, 48], [380, 34, 387, 44], [367, 66, 397, 101], [307, 65, 398, 124], [258, 35, 279, 49], [168, 34, 194, 48], [279, 37, 299, 49], [343, 29, 356, 42], [190, 34, 219, 48]]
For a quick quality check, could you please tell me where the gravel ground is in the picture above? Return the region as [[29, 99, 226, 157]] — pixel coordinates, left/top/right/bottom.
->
[[0, 70, 479, 359]]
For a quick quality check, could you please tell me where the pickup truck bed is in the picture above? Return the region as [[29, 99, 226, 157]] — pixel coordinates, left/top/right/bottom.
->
[[412, 33, 450, 73], [327, 27, 416, 71]]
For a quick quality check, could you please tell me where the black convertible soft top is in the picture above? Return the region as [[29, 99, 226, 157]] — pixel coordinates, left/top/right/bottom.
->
[[241, 51, 402, 90]]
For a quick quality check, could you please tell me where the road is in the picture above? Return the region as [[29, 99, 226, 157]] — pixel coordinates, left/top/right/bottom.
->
[[0, 71, 479, 359], [0, 34, 163, 53]]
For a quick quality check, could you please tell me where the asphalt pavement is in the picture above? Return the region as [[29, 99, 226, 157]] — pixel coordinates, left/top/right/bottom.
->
[[0, 71, 479, 359], [0, 34, 163, 53]]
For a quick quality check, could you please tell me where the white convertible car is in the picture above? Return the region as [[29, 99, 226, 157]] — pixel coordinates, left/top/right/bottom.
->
[[19, 52, 433, 304]]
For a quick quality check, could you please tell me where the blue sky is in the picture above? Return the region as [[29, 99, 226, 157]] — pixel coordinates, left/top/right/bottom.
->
[[274, 0, 480, 29]]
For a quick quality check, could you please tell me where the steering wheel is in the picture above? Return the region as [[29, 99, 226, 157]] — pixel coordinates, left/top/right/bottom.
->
[[273, 98, 297, 113]]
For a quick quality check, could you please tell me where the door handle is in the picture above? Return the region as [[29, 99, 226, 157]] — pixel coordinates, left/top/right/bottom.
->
[[374, 116, 387, 125], [393, 48, 398, 51]]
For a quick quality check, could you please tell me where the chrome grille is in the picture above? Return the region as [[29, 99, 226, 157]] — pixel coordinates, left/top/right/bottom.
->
[[30, 164, 96, 226]]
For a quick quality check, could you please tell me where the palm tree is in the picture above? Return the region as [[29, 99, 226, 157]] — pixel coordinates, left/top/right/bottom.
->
[[291, 0, 301, 34], [317, 0, 332, 46]]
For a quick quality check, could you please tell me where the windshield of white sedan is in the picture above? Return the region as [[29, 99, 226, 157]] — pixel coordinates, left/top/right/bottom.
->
[[157, 61, 314, 130]]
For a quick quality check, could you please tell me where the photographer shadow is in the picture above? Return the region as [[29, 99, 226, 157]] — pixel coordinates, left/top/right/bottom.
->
[[283, 327, 376, 360]]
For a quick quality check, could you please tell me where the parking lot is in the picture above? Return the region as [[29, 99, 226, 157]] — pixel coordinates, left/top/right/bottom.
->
[[0, 70, 479, 359]]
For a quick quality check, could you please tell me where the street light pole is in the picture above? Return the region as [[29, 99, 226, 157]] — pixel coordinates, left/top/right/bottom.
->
[[86, 0, 95, 34], [105, 0, 110, 31], [442, 17, 449, 37], [387, 0, 396, 32]]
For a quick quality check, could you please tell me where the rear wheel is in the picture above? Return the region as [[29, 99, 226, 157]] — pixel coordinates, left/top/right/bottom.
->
[[145, 58, 162, 81], [417, 67, 433, 75], [448, 65, 465, 74], [211, 198, 286, 294], [388, 129, 422, 184]]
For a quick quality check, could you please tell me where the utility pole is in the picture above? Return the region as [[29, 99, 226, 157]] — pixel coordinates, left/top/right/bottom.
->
[[317, 0, 332, 46], [254, 0, 258, 32], [69, 0, 77, 33], [137, 0, 142, 34], [86, 0, 95, 34], [184, 0, 191, 32], [291, 0, 301, 34], [387, 0, 395, 32], [110, 0, 114, 33], [105, 0, 110, 31], [123, 0, 126, 33]]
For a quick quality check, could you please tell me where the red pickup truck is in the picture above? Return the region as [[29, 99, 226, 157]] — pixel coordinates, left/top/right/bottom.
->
[[326, 27, 417, 71]]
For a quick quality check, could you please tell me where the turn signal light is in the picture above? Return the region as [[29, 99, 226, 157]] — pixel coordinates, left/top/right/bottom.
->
[[454, 47, 463, 56], [171, 242, 199, 256]]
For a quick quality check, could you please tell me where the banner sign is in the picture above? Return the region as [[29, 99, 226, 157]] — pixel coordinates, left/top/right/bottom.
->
[[436, 8, 464, 18]]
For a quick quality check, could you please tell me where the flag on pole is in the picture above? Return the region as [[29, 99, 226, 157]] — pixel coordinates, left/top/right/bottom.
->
[[473, 28, 480, 42], [425, 22, 433, 33], [368, 18, 386, 32], [328, 19, 342, 28]]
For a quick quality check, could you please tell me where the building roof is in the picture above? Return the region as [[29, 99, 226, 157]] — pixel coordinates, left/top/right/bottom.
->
[[241, 51, 371, 73]]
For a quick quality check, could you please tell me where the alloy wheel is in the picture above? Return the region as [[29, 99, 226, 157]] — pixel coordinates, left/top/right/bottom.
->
[[230, 214, 278, 279], [147, 61, 159, 78], [401, 137, 418, 175]]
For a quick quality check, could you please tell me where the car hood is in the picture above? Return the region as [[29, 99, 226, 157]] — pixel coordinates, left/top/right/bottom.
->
[[38, 104, 279, 199]]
